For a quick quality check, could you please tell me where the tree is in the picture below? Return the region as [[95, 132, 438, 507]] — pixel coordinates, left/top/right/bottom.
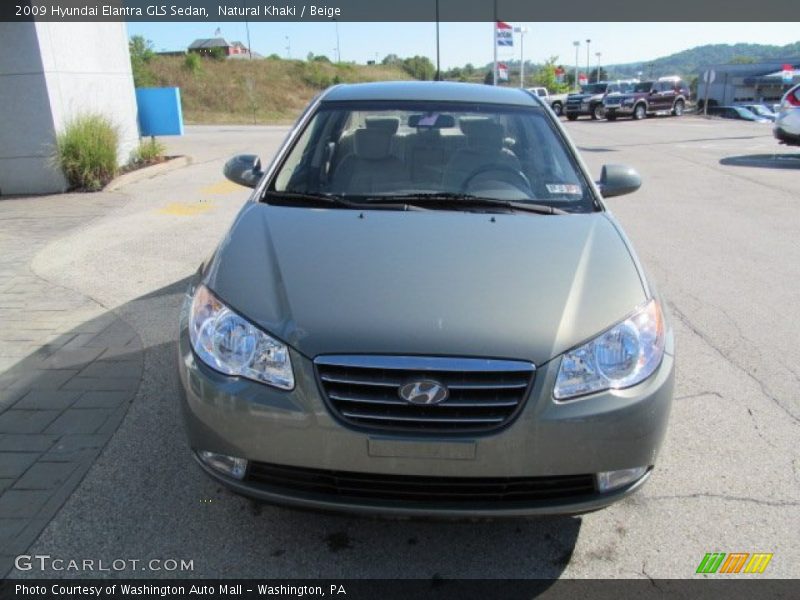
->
[[381, 54, 401, 66], [730, 55, 757, 64], [532, 56, 569, 93], [401, 56, 435, 80], [128, 35, 155, 87]]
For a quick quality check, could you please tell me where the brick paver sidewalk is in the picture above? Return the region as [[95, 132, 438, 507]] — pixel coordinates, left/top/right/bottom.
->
[[0, 193, 144, 575]]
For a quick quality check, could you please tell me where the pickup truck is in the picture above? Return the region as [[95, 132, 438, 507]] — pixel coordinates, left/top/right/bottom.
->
[[527, 87, 570, 116]]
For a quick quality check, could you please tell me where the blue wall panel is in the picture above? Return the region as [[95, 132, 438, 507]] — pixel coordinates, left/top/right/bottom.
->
[[135, 87, 184, 136]]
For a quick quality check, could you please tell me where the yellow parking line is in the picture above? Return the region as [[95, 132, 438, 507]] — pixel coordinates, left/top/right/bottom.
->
[[200, 180, 242, 195], [158, 202, 215, 216]]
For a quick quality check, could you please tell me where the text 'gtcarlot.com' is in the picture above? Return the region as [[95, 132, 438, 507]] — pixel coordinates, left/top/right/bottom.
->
[[13, 554, 194, 572]]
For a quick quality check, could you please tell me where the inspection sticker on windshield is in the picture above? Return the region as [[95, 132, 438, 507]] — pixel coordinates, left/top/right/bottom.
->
[[546, 183, 581, 195]]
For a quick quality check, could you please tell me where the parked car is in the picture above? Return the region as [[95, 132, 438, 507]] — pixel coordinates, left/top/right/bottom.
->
[[708, 106, 771, 123], [526, 86, 570, 116], [739, 104, 777, 122], [565, 81, 633, 121], [774, 83, 800, 145], [604, 78, 690, 121], [177, 81, 674, 518]]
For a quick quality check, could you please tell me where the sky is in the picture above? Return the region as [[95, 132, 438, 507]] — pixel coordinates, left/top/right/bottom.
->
[[126, 22, 800, 69]]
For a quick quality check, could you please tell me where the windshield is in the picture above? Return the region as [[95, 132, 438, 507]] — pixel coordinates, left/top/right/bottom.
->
[[580, 83, 607, 94], [269, 101, 596, 212], [633, 82, 654, 93]]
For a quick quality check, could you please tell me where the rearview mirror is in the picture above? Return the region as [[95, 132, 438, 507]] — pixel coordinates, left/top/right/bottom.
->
[[597, 164, 641, 198], [223, 154, 263, 188]]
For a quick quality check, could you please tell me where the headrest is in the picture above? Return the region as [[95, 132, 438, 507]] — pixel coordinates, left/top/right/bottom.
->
[[354, 128, 393, 160], [409, 114, 456, 128], [365, 117, 400, 134], [459, 118, 504, 150]]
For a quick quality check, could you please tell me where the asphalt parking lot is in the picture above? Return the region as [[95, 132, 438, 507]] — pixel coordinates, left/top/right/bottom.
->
[[2, 115, 799, 579]]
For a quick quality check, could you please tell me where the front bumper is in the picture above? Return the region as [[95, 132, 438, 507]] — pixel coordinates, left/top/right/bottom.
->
[[774, 125, 800, 146], [177, 312, 674, 517]]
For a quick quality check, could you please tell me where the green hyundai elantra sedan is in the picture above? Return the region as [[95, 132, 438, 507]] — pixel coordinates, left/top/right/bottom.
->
[[177, 81, 674, 517]]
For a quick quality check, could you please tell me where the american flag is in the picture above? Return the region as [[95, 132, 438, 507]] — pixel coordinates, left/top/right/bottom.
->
[[496, 21, 513, 47], [497, 63, 509, 81]]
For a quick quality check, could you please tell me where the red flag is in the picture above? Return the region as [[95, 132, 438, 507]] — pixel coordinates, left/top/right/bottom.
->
[[496, 21, 512, 30]]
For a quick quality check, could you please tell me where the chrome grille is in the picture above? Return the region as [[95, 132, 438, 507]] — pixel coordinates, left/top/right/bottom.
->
[[315, 355, 535, 433]]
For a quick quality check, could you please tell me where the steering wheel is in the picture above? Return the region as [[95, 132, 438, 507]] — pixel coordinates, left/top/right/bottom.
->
[[460, 164, 533, 195]]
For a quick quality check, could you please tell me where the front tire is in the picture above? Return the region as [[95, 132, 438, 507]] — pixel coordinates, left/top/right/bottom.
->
[[633, 103, 646, 120], [552, 102, 563, 116], [591, 104, 605, 120], [566, 114, 578, 121], [672, 99, 685, 116]]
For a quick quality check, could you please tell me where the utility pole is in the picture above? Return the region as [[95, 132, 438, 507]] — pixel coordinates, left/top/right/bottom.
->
[[514, 26, 528, 88], [573, 41, 580, 91], [434, 0, 441, 80], [492, 0, 498, 86]]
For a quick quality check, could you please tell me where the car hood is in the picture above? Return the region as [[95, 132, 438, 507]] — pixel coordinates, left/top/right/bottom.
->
[[204, 204, 647, 365]]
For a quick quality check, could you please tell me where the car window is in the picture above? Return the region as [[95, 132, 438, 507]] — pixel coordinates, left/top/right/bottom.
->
[[269, 101, 597, 212]]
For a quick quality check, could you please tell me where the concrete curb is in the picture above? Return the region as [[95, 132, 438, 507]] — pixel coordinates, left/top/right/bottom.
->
[[105, 155, 192, 192]]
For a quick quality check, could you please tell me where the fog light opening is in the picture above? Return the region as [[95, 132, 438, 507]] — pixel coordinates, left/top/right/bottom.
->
[[198, 450, 248, 480], [596, 466, 649, 493]]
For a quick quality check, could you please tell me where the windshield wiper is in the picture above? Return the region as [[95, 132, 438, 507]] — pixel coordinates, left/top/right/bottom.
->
[[262, 190, 355, 208], [361, 193, 569, 215], [261, 190, 425, 211]]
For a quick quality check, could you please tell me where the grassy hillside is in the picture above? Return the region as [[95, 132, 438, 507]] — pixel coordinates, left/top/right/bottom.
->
[[605, 42, 800, 80], [145, 56, 412, 124]]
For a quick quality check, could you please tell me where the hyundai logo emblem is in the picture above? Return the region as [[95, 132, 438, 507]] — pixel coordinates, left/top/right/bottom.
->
[[398, 380, 449, 405]]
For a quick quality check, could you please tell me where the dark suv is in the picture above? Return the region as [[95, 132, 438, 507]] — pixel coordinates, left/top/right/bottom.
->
[[565, 81, 629, 121], [603, 78, 690, 121]]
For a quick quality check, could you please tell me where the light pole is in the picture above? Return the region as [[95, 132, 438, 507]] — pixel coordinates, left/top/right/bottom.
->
[[573, 40, 580, 91], [333, 19, 340, 63], [514, 26, 528, 88], [586, 39, 591, 78], [595, 51, 601, 82]]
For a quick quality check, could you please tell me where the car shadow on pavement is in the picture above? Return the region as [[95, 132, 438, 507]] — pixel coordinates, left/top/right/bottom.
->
[[3, 277, 580, 582], [720, 153, 800, 169]]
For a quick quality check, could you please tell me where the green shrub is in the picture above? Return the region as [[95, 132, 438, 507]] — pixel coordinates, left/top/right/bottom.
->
[[184, 52, 203, 75], [208, 47, 226, 61], [131, 137, 166, 164], [55, 114, 119, 191]]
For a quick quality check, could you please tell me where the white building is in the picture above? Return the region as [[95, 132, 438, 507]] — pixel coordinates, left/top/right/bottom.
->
[[0, 23, 139, 195]]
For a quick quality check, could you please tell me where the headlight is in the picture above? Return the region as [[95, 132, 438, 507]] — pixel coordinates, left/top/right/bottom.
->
[[188, 284, 294, 390], [554, 299, 665, 400]]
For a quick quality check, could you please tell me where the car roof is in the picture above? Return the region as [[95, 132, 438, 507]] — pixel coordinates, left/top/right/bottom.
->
[[322, 81, 541, 107]]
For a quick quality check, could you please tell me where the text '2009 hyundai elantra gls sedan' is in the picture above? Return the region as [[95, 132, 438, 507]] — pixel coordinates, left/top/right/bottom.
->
[[177, 81, 674, 517]]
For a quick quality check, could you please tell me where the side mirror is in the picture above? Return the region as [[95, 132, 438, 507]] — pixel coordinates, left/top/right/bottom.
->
[[223, 154, 263, 188], [597, 164, 642, 198]]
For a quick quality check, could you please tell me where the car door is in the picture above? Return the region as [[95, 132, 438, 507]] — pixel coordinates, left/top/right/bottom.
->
[[654, 82, 674, 111]]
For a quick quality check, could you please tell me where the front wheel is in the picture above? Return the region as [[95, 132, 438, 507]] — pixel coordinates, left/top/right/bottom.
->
[[633, 103, 646, 120], [552, 102, 563, 116], [672, 99, 685, 116], [566, 114, 578, 121], [591, 104, 605, 120]]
